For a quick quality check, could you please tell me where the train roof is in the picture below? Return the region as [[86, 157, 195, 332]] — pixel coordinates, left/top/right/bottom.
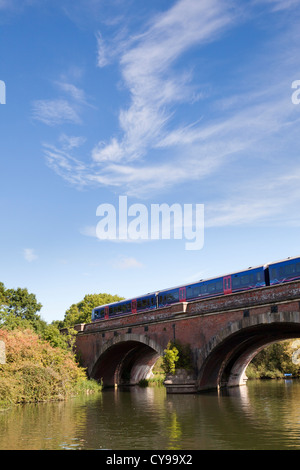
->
[[265, 255, 300, 266], [93, 291, 158, 310], [157, 263, 266, 294]]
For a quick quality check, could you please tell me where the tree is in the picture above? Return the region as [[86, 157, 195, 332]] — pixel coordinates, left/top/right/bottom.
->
[[247, 340, 300, 379], [0, 283, 43, 332], [62, 293, 124, 327], [4, 287, 42, 322], [0, 282, 6, 305]]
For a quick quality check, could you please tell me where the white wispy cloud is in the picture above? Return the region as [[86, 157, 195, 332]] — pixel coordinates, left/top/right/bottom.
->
[[41, 0, 300, 227], [23, 248, 38, 262], [113, 256, 144, 269], [45, 0, 238, 187], [206, 163, 300, 228], [96, 31, 109, 67], [59, 133, 86, 150], [55, 81, 88, 104], [32, 77, 92, 126], [32, 99, 81, 126], [91, 0, 235, 165], [255, 0, 300, 11]]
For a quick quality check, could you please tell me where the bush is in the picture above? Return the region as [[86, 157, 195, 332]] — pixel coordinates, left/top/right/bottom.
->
[[162, 341, 193, 375], [0, 328, 101, 407], [162, 342, 179, 375]]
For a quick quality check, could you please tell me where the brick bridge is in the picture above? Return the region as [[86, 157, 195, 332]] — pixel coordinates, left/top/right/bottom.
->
[[75, 280, 300, 392]]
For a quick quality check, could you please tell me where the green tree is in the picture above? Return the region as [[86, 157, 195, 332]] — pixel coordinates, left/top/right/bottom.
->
[[41, 323, 73, 350], [0, 283, 43, 333], [247, 340, 300, 379], [0, 282, 6, 305], [62, 293, 124, 327], [4, 286, 42, 322]]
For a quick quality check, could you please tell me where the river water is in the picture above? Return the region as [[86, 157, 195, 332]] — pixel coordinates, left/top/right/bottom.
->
[[1, 380, 300, 450]]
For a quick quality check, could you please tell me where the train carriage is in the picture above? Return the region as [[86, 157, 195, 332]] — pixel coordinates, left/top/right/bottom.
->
[[92, 292, 157, 322], [157, 265, 266, 308], [268, 256, 300, 285]]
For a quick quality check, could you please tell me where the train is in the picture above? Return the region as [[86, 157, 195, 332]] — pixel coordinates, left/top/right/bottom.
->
[[91, 255, 300, 322]]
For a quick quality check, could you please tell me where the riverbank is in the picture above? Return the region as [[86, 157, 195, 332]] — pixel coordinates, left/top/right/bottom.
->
[[0, 328, 101, 408]]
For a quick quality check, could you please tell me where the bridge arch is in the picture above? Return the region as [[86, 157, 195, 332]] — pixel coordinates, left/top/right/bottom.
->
[[90, 333, 164, 387], [196, 310, 300, 391]]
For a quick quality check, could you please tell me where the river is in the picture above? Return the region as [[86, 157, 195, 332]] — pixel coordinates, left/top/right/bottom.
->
[[0, 379, 300, 450]]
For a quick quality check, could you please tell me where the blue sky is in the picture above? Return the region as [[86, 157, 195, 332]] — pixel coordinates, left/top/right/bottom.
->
[[1, 0, 300, 323]]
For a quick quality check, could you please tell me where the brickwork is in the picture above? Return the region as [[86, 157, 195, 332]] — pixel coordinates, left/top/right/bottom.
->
[[75, 280, 300, 391]]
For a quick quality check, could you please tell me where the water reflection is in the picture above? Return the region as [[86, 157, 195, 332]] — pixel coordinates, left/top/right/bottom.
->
[[1, 381, 300, 449]]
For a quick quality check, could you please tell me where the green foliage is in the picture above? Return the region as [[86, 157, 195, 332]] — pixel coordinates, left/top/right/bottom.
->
[[162, 342, 179, 375], [0, 282, 44, 334], [246, 340, 300, 379], [41, 324, 76, 350], [162, 341, 193, 375], [2, 286, 42, 321], [0, 283, 123, 350], [62, 293, 125, 327], [0, 328, 101, 407]]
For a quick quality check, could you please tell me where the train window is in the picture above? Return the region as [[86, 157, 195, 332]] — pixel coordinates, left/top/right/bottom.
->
[[201, 284, 208, 294], [271, 268, 277, 278], [208, 283, 216, 293], [287, 264, 295, 274], [193, 286, 201, 297], [137, 300, 142, 309], [167, 293, 173, 302], [109, 307, 113, 315], [256, 272, 262, 281], [207, 280, 222, 293], [232, 276, 240, 288], [167, 291, 178, 302], [279, 266, 284, 277], [297, 263, 300, 273]]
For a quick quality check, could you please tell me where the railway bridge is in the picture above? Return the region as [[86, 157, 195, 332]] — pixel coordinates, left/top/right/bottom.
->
[[75, 280, 300, 392]]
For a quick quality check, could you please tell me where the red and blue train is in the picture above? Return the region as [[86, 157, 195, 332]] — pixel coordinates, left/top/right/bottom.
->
[[91, 255, 300, 322]]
